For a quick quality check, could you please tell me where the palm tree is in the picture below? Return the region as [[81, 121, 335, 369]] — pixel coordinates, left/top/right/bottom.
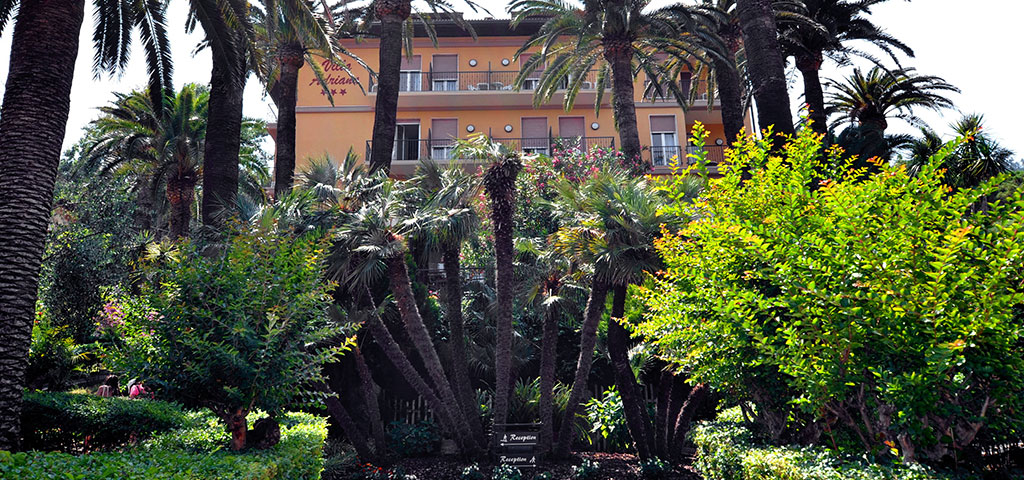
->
[[254, 0, 367, 198], [406, 160, 486, 445], [825, 66, 958, 137], [552, 169, 679, 459], [946, 114, 1015, 189], [510, 0, 721, 165], [89, 86, 209, 239], [0, 0, 171, 450], [735, 0, 794, 138], [778, 0, 913, 134]]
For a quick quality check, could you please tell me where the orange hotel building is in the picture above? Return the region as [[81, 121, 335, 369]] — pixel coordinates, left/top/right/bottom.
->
[[285, 15, 746, 177]]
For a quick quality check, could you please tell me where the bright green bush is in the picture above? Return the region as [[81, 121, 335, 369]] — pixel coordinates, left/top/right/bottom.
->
[[102, 229, 349, 447], [21, 392, 186, 452], [690, 421, 955, 480], [637, 127, 1024, 462], [1, 409, 327, 480], [26, 314, 88, 391], [584, 387, 629, 451]]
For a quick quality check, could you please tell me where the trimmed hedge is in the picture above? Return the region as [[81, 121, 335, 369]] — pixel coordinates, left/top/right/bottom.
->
[[690, 419, 957, 480], [3, 396, 327, 480], [21, 391, 186, 451]]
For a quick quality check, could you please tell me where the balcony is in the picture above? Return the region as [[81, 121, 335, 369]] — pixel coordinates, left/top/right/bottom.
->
[[647, 145, 727, 175], [369, 70, 603, 94]]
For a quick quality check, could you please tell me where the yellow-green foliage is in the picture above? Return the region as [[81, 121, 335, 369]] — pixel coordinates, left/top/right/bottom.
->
[[0, 410, 327, 480]]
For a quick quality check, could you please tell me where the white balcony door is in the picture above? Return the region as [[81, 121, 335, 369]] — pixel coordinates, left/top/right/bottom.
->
[[394, 123, 420, 161], [650, 115, 679, 166]]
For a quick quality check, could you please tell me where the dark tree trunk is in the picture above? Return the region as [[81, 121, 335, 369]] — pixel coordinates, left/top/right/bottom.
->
[[555, 281, 610, 458], [369, 2, 411, 173], [201, 33, 247, 227], [664, 375, 691, 454], [442, 246, 485, 445], [353, 346, 387, 454], [135, 174, 155, 232], [537, 283, 560, 455], [484, 157, 521, 444], [713, 54, 746, 144], [796, 53, 827, 135], [167, 171, 196, 239], [386, 256, 480, 453], [273, 41, 303, 198], [608, 285, 654, 460], [736, 0, 795, 139], [670, 382, 710, 460], [0, 0, 86, 451], [318, 382, 375, 460], [605, 46, 643, 165], [225, 408, 248, 451], [654, 370, 672, 458]]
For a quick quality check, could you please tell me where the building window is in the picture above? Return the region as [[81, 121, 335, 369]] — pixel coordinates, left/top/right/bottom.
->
[[649, 115, 678, 166], [400, 71, 422, 92], [521, 117, 549, 155], [433, 79, 457, 91], [430, 119, 457, 160], [394, 123, 420, 161], [431, 54, 458, 91]]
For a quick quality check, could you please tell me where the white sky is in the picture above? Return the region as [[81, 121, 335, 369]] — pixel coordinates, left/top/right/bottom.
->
[[0, 0, 1021, 161]]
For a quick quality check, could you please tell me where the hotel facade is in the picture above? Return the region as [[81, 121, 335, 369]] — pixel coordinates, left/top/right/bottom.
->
[[286, 16, 745, 177]]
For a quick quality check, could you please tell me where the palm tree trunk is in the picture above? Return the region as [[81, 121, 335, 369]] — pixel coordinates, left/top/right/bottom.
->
[[605, 48, 643, 165], [135, 173, 156, 231], [713, 53, 746, 144], [664, 375, 691, 453], [201, 34, 247, 227], [608, 285, 654, 460], [443, 246, 485, 444], [386, 256, 480, 453], [537, 283, 560, 456], [554, 280, 610, 458], [353, 346, 388, 454], [796, 53, 827, 135], [369, 2, 411, 173], [317, 382, 375, 460], [0, 0, 86, 451], [670, 382, 709, 460], [654, 369, 673, 458], [274, 41, 304, 198], [167, 173, 195, 239], [736, 0, 795, 138]]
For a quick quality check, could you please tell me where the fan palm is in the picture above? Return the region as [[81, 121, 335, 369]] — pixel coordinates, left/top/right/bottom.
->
[[946, 114, 1015, 189], [0, 0, 171, 448], [298, 149, 369, 208], [779, 0, 913, 134], [510, 0, 722, 165], [825, 66, 959, 136]]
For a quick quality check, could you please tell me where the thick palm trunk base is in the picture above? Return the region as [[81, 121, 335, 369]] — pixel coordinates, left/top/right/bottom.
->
[[274, 42, 303, 198], [369, 14, 408, 173], [201, 37, 247, 227], [443, 247, 485, 445], [0, 0, 86, 451], [606, 49, 643, 167], [537, 289, 560, 455], [737, 0, 795, 139], [713, 53, 746, 144], [608, 285, 654, 460]]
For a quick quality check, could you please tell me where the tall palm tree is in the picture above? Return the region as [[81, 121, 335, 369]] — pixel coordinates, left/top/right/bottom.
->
[[778, 0, 913, 134], [735, 0, 794, 137], [89, 86, 209, 239], [825, 66, 958, 136], [946, 114, 1015, 189], [552, 169, 679, 459], [510, 0, 721, 165], [407, 160, 486, 445], [255, 0, 367, 198], [0, 0, 171, 450]]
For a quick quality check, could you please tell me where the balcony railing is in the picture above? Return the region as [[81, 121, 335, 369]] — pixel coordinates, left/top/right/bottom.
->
[[648, 145, 727, 167], [368, 136, 616, 162], [369, 70, 603, 93]]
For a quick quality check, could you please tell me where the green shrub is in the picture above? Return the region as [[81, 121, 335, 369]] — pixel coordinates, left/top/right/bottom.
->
[[491, 464, 523, 480], [386, 419, 440, 457], [21, 392, 186, 452], [690, 420, 956, 480], [638, 127, 1024, 462], [570, 458, 601, 480], [584, 387, 629, 451], [102, 229, 350, 449], [640, 457, 672, 479], [460, 463, 486, 480], [26, 315, 88, 391], [1, 408, 327, 479]]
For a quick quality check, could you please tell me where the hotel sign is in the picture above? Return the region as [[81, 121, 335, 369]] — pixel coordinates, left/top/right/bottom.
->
[[308, 60, 361, 97]]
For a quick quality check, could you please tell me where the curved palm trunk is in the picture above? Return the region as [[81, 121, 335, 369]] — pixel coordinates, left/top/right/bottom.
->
[[670, 382, 709, 460], [736, 0, 794, 139], [274, 41, 304, 198], [485, 159, 521, 445], [713, 54, 746, 144], [353, 346, 388, 454], [317, 382, 375, 460], [443, 246, 485, 445], [796, 53, 827, 135], [605, 48, 643, 166], [386, 256, 480, 453], [0, 0, 86, 451], [654, 369, 673, 458], [537, 282, 560, 456], [554, 280, 610, 458], [608, 285, 654, 460], [201, 34, 247, 227], [369, 2, 411, 173], [664, 375, 691, 454]]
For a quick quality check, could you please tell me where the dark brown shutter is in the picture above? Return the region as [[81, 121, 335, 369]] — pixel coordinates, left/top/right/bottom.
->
[[522, 117, 548, 148], [650, 115, 676, 133], [431, 118, 458, 147], [432, 54, 457, 80]]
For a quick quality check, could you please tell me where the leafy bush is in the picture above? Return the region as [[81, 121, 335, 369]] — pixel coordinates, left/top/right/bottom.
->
[[26, 314, 87, 391], [570, 458, 601, 480], [460, 463, 486, 480], [386, 420, 440, 457], [490, 464, 523, 480], [640, 457, 672, 479], [20, 392, 186, 452], [637, 128, 1024, 462], [2, 406, 327, 479], [584, 387, 630, 451], [690, 420, 955, 480], [102, 229, 349, 449]]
